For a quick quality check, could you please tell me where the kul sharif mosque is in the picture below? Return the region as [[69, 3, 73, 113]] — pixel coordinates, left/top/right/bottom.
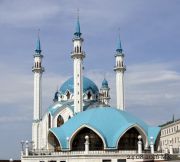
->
[[21, 17, 162, 162]]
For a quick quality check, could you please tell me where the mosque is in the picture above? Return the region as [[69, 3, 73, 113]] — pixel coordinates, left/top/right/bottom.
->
[[21, 17, 163, 162]]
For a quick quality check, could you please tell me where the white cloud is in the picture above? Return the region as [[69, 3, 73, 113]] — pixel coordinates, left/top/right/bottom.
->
[[1, 61, 180, 125]]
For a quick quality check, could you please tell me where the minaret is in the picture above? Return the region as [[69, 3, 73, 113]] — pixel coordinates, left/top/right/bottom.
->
[[71, 16, 85, 113], [32, 33, 44, 149], [114, 35, 126, 110], [100, 78, 110, 105]]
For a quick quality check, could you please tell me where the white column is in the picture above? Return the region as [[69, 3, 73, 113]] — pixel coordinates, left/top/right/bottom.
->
[[178, 146, 180, 154], [169, 138, 173, 154], [137, 135, 142, 154], [85, 135, 89, 154], [116, 71, 125, 110], [33, 73, 42, 120], [114, 53, 126, 111], [32, 53, 44, 150], [74, 58, 83, 113]]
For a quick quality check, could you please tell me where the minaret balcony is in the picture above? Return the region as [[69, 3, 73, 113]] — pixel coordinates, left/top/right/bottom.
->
[[32, 66, 45, 73], [114, 65, 126, 72], [71, 51, 85, 59]]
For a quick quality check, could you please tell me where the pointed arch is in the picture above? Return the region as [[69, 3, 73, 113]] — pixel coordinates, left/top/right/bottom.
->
[[116, 124, 148, 150], [48, 131, 62, 152], [57, 115, 64, 127], [69, 124, 106, 151]]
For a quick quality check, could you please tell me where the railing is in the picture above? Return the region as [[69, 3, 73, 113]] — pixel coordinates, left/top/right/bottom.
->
[[25, 149, 137, 156], [22, 150, 174, 160]]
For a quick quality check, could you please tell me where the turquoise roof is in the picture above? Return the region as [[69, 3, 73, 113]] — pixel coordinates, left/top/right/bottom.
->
[[35, 37, 41, 54], [101, 79, 109, 89], [116, 35, 123, 53], [50, 107, 160, 150], [74, 18, 81, 37], [59, 76, 99, 95]]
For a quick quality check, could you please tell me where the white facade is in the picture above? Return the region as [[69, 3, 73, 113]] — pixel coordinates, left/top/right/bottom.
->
[[159, 119, 180, 154]]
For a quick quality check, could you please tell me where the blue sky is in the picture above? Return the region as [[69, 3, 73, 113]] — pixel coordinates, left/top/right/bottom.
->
[[0, 0, 180, 159]]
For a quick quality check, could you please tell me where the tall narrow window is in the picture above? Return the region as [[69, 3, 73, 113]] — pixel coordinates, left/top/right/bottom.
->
[[77, 46, 79, 53], [87, 91, 92, 99], [66, 91, 70, 99], [48, 114, 51, 129], [57, 115, 64, 127]]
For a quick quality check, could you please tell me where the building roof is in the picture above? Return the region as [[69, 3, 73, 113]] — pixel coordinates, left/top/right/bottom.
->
[[59, 76, 99, 95], [50, 107, 160, 150]]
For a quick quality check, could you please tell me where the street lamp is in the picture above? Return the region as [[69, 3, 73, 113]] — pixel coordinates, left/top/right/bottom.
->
[[9, 158, 13, 162], [66, 137, 69, 150], [150, 136, 154, 154], [20, 140, 25, 155], [66, 137, 69, 162], [25, 140, 29, 156]]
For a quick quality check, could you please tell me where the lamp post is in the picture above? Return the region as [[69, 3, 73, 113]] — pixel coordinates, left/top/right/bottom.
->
[[85, 135, 89, 154], [20, 140, 25, 155], [150, 136, 154, 154], [66, 137, 69, 162], [137, 135, 142, 154], [9, 158, 13, 162], [25, 140, 29, 156]]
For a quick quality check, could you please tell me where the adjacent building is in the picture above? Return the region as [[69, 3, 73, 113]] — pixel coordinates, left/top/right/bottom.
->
[[159, 118, 180, 154]]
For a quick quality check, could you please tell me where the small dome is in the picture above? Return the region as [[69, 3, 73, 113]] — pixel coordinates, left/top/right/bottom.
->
[[101, 79, 109, 88], [53, 91, 59, 102], [59, 76, 99, 95]]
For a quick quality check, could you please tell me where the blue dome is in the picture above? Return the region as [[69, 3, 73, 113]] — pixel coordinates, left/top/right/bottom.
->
[[50, 107, 160, 150], [59, 76, 99, 94], [102, 79, 109, 88]]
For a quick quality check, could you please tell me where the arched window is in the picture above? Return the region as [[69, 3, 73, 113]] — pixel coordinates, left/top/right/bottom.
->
[[57, 115, 64, 127], [72, 127, 104, 151], [80, 46, 81, 53], [48, 132, 61, 152], [87, 91, 92, 100], [118, 127, 143, 150], [66, 91, 70, 99], [48, 114, 51, 129]]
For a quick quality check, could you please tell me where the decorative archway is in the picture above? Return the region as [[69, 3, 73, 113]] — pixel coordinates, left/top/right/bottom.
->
[[71, 127, 104, 151], [57, 115, 64, 127], [118, 127, 144, 150], [48, 131, 61, 152]]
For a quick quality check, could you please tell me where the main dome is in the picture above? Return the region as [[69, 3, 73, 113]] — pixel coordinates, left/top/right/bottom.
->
[[59, 76, 99, 94]]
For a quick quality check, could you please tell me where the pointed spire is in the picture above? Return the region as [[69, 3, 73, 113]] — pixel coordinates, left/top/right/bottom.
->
[[35, 29, 41, 54], [116, 30, 123, 53], [172, 114, 175, 122], [74, 9, 82, 37]]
